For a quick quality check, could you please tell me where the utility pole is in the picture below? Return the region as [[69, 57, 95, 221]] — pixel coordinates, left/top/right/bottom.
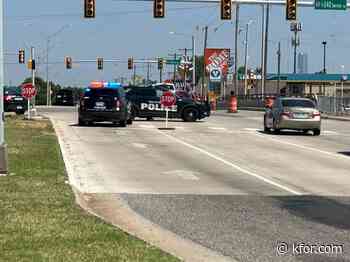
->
[[262, 4, 269, 97], [234, 5, 239, 95], [192, 35, 196, 93], [260, 4, 265, 96], [202, 26, 208, 96], [147, 62, 150, 84], [46, 39, 50, 106], [173, 53, 177, 81], [291, 22, 301, 74], [160, 64, 163, 82], [133, 64, 136, 85], [184, 48, 187, 89], [322, 41, 327, 73], [244, 21, 252, 96], [277, 41, 281, 94], [0, 0, 7, 174]]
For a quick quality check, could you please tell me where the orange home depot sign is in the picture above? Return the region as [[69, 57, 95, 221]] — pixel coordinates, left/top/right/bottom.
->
[[204, 48, 230, 76]]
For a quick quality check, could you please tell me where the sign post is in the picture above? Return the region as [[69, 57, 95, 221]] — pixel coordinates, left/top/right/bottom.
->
[[159, 91, 176, 130], [21, 83, 37, 120]]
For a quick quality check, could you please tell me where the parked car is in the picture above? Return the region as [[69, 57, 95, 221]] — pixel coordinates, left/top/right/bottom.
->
[[54, 89, 75, 106], [264, 97, 321, 136], [4, 86, 27, 114]]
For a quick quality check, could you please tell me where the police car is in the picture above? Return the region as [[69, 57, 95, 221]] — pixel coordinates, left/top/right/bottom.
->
[[126, 86, 210, 122], [78, 81, 132, 127]]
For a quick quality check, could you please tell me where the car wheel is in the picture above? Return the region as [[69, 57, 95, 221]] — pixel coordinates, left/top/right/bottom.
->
[[119, 120, 127, 127], [183, 107, 199, 122], [126, 119, 133, 125], [313, 129, 321, 136], [302, 129, 309, 134], [146, 117, 153, 121], [78, 118, 86, 126]]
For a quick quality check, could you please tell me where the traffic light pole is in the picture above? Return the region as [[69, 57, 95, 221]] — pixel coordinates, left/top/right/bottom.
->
[[31, 47, 36, 115], [0, 0, 7, 174]]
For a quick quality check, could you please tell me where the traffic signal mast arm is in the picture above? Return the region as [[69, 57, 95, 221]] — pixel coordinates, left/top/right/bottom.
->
[[133, 0, 341, 8]]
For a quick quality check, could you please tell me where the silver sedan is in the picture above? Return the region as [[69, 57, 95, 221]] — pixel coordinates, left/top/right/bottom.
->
[[264, 97, 321, 136]]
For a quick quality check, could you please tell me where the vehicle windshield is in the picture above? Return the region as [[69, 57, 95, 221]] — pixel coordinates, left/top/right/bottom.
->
[[282, 99, 315, 108]]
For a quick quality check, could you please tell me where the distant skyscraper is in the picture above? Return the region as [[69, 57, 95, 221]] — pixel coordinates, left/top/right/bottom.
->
[[297, 52, 308, 73]]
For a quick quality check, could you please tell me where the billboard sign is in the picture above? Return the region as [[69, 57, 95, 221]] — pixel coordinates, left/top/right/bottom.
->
[[205, 48, 230, 76]]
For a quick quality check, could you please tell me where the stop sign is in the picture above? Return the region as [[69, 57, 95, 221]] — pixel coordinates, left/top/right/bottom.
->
[[160, 91, 176, 107], [21, 83, 37, 99]]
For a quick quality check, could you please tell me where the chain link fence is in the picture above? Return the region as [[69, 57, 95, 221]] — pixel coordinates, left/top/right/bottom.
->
[[317, 96, 350, 115]]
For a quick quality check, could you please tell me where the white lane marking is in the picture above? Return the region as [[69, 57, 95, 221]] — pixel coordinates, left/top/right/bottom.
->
[[163, 170, 200, 180], [156, 130, 302, 195], [323, 130, 339, 135], [255, 133, 349, 160], [132, 143, 148, 149], [244, 128, 260, 132], [208, 127, 227, 131], [138, 124, 156, 129]]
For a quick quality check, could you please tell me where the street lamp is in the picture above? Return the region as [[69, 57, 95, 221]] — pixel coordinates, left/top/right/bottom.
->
[[341, 65, 346, 112], [322, 41, 327, 74], [46, 24, 71, 106], [169, 31, 196, 92]]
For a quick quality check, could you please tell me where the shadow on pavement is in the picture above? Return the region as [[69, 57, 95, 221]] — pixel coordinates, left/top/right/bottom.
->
[[275, 195, 350, 230], [257, 130, 313, 136], [338, 152, 350, 157]]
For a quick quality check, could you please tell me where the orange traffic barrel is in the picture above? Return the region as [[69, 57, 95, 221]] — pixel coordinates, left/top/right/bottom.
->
[[227, 96, 238, 113], [210, 98, 216, 111]]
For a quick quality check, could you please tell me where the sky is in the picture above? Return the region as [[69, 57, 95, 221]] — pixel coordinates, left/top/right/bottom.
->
[[4, 0, 350, 87]]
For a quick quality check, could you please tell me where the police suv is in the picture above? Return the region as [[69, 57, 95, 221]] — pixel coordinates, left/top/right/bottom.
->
[[126, 85, 210, 122], [78, 81, 132, 127]]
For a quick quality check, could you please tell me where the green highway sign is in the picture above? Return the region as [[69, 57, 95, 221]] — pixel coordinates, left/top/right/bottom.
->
[[166, 59, 181, 65], [315, 0, 346, 10]]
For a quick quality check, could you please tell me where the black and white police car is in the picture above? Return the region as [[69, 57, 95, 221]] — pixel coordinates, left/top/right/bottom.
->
[[78, 81, 132, 127], [125, 85, 210, 122]]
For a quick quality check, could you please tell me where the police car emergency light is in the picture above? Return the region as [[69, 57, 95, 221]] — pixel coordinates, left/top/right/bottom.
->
[[89, 81, 121, 89]]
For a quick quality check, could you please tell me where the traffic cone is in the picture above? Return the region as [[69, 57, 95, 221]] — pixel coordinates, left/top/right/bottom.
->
[[227, 96, 238, 113]]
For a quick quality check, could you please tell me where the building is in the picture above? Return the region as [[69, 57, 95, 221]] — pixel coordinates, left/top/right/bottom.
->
[[297, 52, 308, 74]]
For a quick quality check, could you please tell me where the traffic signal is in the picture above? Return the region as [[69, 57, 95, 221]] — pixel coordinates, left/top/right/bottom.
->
[[65, 57, 72, 69], [153, 0, 165, 18], [27, 59, 35, 70], [286, 0, 297, 20], [84, 0, 95, 18], [128, 57, 133, 70], [18, 49, 25, 64], [97, 57, 103, 70], [158, 58, 164, 70], [220, 0, 231, 20]]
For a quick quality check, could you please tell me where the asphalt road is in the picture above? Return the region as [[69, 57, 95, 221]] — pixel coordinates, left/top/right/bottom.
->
[[40, 106, 350, 262]]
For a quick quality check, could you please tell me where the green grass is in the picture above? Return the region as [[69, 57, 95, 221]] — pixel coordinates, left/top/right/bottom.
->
[[0, 117, 179, 262]]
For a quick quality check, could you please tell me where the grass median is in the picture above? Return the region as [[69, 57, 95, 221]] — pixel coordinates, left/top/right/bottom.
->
[[0, 116, 179, 262]]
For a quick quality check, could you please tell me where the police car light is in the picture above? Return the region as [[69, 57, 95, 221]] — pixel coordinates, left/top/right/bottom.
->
[[107, 82, 121, 88], [90, 81, 104, 88]]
